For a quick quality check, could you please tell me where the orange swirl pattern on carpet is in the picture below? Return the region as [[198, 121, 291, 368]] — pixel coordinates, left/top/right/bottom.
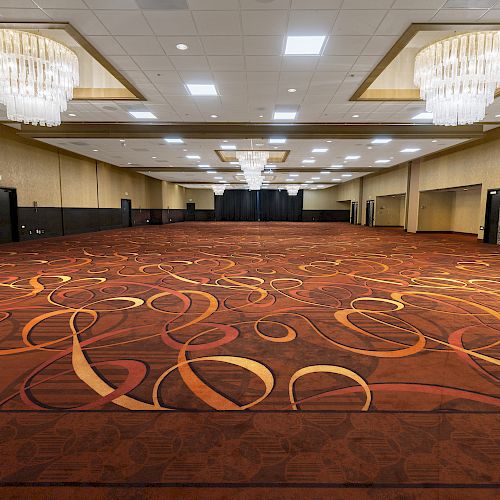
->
[[0, 222, 498, 413]]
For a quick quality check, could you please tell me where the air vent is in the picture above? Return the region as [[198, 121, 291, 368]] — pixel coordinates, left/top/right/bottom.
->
[[136, 0, 188, 9]]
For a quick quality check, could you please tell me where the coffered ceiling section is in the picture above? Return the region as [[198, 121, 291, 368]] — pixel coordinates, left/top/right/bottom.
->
[[2, 2, 500, 123]]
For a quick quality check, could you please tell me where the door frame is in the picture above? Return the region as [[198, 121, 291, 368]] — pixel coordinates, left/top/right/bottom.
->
[[0, 187, 19, 242], [365, 199, 375, 227], [121, 198, 132, 228], [350, 201, 358, 224], [484, 188, 500, 244]]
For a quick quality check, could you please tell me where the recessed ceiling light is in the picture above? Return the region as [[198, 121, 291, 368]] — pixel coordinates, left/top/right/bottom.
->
[[269, 138, 286, 144], [151, 156, 157, 159], [207, 171, 217, 174], [311, 177, 320, 180], [412, 112, 433, 120], [312, 148, 328, 153], [230, 161, 239, 165], [320, 171, 329, 174], [129, 111, 157, 119], [68, 113, 77, 117], [220, 144, 236, 150], [330, 164, 343, 168], [352, 114, 360, 118], [288, 88, 297, 93], [305, 180, 314, 183], [186, 83, 218, 96], [326, 140, 333, 143], [331, 178, 341, 181], [120, 139, 126, 142], [176, 43, 188, 51], [255, 143, 264, 146], [432, 139, 438, 143], [345, 155, 360, 160], [290, 174, 299, 177], [311, 187, 317, 190], [219, 180, 225, 183], [164, 137, 184, 144], [273, 111, 297, 120], [285, 36, 326, 55], [210, 114, 218, 118], [92, 149, 99, 152], [302, 159, 315, 164], [186, 155, 200, 159], [400, 148, 421, 153], [342, 174, 352, 177], [266, 164, 276, 168], [375, 159, 390, 164], [286, 178, 293, 181], [259, 115, 264, 118], [127, 162, 132, 165], [371, 138, 392, 144], [199, 164, 210, 168], [214, 176, 223, 180]]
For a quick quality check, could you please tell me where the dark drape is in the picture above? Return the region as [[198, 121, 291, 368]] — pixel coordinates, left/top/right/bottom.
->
[[215, 189, 303, 221], [216, 189, 258, 221], [260, 189, 303, 221]]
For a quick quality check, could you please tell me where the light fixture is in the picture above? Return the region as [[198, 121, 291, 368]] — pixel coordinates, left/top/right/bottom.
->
[[269, 138, 286, 144], [186, 83, 218, 96], [375, 159, 390, 164], [414, 32, 500, 126], [120, 139, 126, 143], [212, 184, 225, 195], [286, 185, 300, 196], [311, 177, 320, 180], [285, 36, 326, 55], [305, 180, 313, 183], [207, 170, 217, 174], [342, 174, 352, 177], [290, 174, 299, 177], [214, 176, 223, 180], [220, 144, 236, 150], [352, 114, 360, 118], [330, 164, 343, 168], [176, 43, 189, 51], [400, 148, 421, 153], [198, 164, 211, 168], [412, 112, 433, 120], [93, 149, 99, 152], [331, 178, 341, 181], [210, 114, 218, 118], [186, 155, 200, 159], [320, 171, 329, 174], [432, 139, 438, 143], [0, 30, 79, 126], [68, 113, 77, 117], [288, 88, 297, 93], [230, 161, 239, 165], [345, 155, 360, 160], [151, 156, 157, 159], [302, 159, 315, 164], [129, 111, 157, 119], [371, 138, 392, 144], [273, 111, 297, 120], [312, 148, 328, 153]]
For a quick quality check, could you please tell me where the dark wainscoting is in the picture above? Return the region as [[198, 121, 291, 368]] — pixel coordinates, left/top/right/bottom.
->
[[131, 209, 151, 226], [63, 208, 100, 235], [18, 207, 64, 240], [98, 208, 122, 231], [162, 209, 186, 224], [302, 210, 350, 222], [194, 209, 215, 221]]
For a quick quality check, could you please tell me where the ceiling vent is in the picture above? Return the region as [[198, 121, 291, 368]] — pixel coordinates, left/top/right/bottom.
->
[[136, 0, 188, 9]]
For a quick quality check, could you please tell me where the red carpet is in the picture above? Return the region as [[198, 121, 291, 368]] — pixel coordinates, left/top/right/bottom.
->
[[0, 222, 498, 497]]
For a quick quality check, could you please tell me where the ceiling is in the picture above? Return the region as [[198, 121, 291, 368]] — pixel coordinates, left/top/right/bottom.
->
[[1, 1, 500, 188]]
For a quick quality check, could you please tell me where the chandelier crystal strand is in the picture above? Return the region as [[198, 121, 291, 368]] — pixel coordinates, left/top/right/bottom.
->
[[414, 31, 500, 126], [286, 185, 300, 196], [0, 30, 79, 126], [236, 151, 269, 190]]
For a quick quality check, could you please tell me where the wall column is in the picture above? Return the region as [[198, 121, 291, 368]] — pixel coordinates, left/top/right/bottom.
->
[[406, 159, 420, 233]]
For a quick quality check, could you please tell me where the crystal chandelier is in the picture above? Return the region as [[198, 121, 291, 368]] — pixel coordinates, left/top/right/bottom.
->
[[236, 150, 269, 190], [0, 29, 79, 126], [212, 184, 226, 195], [414, 31, 500, 126], [286, 185, 300, 196]]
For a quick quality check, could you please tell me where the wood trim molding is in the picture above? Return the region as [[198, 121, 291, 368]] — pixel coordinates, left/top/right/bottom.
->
[[14, 122, 485, 139], [351, 23, 500, 102], [0, 21, 145, 101]]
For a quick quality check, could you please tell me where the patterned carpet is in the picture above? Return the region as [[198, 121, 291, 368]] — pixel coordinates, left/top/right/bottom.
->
[[0, 222, 499, 497]]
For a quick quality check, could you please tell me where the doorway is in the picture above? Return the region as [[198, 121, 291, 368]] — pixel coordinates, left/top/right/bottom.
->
[[186, 202, 195, 221], [350, 201, 358, 224], [484, 189, 500, 244], [365, 200, 375, 227], [121, 199, 132, 228], [0, 188, 19, 243]]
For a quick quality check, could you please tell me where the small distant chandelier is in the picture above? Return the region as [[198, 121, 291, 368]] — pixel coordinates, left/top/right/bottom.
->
[[0, 29, 79, 126], [286, 185, 300, 196], [212, 184, 226, 195], [414, 31, 500, 126]]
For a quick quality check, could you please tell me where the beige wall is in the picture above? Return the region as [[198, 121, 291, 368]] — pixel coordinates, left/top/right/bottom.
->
[[418, 191, 453, 231], [376, 195, 405, 226], [162, 182, 185, 209], [185, 188, 215, 209], [334, 178, 361, 203], [0, 125, 179, 211], [451, 188, 482, 234], [303, 187, 349, 210]]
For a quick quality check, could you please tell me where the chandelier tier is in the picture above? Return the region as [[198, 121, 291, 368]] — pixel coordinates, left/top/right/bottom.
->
[[286, 185, 300, 196], [0, 29, 79, 127], [414, 31, 500, 126], [236, 150, 269, 190], [212, 184, 226, 196]]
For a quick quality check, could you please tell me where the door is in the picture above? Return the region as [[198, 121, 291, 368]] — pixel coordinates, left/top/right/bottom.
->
[[366, 200, 375, 227], [484, 189, 500, 244], [121, 199, 132, 228], [350, 201, 358, 224], [0, 188, 18, 244], [186, 202, 195, 221]]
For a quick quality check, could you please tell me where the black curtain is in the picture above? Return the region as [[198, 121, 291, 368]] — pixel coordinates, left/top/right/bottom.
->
[[216, 189, 258, 221], [260, 189, 303, 221], [215, 189, 303, 221]]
